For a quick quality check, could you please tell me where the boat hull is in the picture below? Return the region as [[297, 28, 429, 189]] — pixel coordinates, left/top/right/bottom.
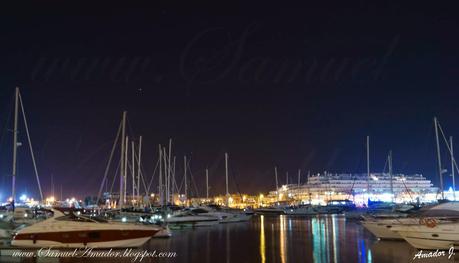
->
[[12, 229, 158, 248], [220, 214, 252, 223], [12, 236, 152, 248], [392, 224, 459, 250], [361, 221, 402, 240]]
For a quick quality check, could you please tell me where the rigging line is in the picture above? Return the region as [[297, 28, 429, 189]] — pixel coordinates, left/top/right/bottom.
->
[[187, 158, 200, 197], [132, 149, 148, 194], [229, 164, 243, 198], [401, 175, 414, 203], [177, 173, 184, 193], [18, 92, 44, 202], [382, 153, 388, 174], [109, 159, 121, 195], [346, 174, 358, 200], [437, 122, 459, 176], [147, 157, 160, 193], [96, 119, 122, 204]]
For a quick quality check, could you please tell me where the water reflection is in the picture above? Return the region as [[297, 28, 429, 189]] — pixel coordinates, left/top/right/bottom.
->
[[6, 215, 459, 262], [260, 215, 266, 263]]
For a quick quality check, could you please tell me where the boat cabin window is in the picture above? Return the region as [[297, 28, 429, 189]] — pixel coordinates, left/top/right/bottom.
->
[[55, 214, 107, 223], [191, 208, 209, 214]]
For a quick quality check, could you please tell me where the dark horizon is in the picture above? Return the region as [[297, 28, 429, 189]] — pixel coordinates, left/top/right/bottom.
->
[[0, 2, 458, 199]]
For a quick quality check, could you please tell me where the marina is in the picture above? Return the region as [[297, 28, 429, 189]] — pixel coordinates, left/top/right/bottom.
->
[[0, 88, 459, 262], [2, 2, 459, 262], [1, 215, 458, 262]]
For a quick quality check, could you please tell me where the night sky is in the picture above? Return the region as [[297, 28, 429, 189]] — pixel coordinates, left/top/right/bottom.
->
[[0, 2, 458, 199]]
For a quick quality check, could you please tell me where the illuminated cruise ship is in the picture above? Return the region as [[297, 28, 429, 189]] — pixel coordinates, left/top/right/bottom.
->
[[269, 172, 439, 205]]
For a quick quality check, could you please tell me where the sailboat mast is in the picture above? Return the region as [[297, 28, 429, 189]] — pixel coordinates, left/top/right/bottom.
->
[[172, 156, 176, 202], [124, 136, 129, 204], [168, 139, 172, 204], [451, 136, 456, 200], [225, 153, 229, 206], [158, 145, 163, 206], [184, 155, 187, 204], [298, 169, 301, 186], [11, 87, 19, 205], [206, 168, 209, 199], [434, 117, 444, 199], [119, 111, 126, 208], [366, 136, 370, 199], [131, 140, 135, 204], [275, 166, 278, 191], [388, 150, 393, 202], [137, 136, 142, 198], [163, 147, 167, 205]]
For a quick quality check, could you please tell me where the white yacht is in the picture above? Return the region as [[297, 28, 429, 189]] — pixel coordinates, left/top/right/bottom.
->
[[363, 202, 459, 242], [284, 205, 317, 215], [196, 206, 252, 223], [12, 209, 160, 248], [165, 209, 220, 228]]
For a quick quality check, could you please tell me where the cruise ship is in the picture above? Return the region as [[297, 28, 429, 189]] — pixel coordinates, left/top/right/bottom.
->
[[269, 172, 438, 206]]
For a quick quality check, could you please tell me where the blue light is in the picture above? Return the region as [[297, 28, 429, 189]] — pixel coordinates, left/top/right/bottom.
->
[[19, 194, 27, 202]]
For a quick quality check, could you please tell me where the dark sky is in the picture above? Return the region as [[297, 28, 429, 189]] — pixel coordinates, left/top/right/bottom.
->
[[0, 1, 459, 199]]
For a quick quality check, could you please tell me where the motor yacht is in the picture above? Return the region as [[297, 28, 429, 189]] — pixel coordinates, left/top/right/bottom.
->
[[11, 209, 160, 248], [284, 205, 318, 215], [363, 202, 459, 242], [165, 209, 220, 228]]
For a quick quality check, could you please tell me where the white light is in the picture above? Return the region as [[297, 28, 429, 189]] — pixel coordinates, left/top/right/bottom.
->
[[167, 214, 171, 218], [24, 213, 28, 218], [19, 194, 27, 202], [121, 217, 127, 223]]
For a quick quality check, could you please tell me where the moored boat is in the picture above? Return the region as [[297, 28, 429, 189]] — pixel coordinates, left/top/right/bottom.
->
[[11, 209, 160, 248]]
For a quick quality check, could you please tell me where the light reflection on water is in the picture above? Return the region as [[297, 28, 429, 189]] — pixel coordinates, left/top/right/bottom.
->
[[260, 215, 266, 263], [3, 215, 458, 262]]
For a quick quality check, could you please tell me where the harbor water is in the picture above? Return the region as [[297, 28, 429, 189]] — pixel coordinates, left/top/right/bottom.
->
[[1, 214, 457, 263]]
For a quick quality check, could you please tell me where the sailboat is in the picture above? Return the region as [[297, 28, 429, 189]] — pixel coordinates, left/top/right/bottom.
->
[[0, 88, 46, 239], [216, 153, 252, 223]]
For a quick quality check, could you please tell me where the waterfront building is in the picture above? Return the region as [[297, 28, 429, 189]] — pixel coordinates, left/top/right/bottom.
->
[[268, 172, 438, 206]]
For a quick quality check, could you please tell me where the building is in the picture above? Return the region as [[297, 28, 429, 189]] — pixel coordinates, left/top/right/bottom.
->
[[269, 172, 438, 206]]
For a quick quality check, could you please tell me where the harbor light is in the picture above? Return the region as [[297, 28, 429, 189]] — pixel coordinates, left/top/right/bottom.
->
[[19, 194, 27, 202], [45, 196, 55, 206]]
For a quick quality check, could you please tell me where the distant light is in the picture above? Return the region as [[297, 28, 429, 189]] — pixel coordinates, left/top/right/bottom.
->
[[121, 217, 127, 223], [19, 194, 27, 202], [24, 213, 28, 218]]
